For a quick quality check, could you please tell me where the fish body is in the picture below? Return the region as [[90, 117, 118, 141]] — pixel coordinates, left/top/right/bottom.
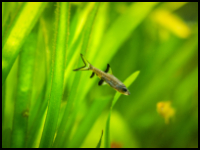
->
[[73, 54, 130, 95]]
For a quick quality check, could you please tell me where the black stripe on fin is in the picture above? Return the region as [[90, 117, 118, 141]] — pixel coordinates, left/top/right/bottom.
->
[[90, 72, 95, 78], [104, 64, 112, 74], [105, 64, 110, 73], [98, 79, 104, 86]]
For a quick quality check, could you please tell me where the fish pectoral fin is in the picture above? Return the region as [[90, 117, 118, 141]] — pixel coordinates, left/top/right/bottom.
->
[[98, 79, 105, 86], [104, 64, 113, 74], [102, 81, 107, 85], [90, 72, 95, 78]]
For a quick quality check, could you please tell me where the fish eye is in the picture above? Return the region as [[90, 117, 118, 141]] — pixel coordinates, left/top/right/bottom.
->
[[122, 88, 127, 92]]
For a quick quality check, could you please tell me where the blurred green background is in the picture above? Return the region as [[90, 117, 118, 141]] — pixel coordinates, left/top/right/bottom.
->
[[2, 2, 198, 148]]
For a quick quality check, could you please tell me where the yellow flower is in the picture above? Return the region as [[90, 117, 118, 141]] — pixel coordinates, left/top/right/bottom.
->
[[157, 101, 175, 124]]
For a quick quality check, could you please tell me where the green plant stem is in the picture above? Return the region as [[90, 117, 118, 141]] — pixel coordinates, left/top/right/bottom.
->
[[2, 2, 46, 86], [39, 2, 69, 148], [53, 2, 100, 148], [105, 71, 140, 148], [10, 30, 37, 148], [76, 2, 158, 111], [26, 83, 47, 148], [96, 130, 104, 148], [2, 84, 6, 129], [68, 96, 111, 148]]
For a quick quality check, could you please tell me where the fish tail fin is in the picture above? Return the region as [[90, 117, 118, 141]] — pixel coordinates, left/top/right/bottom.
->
[[73, 54, 92, 71]]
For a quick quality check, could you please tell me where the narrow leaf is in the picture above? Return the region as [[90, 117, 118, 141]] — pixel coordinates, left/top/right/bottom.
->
[[10, 29, 37, 148], [76, 2, 158, 110], [96, 130, 103, 148], [68, 96, 111, 148], [112, 71, 140, 108], [104, 71, 140, 148], [39, 2, 69, 148], [104, 112, 111, 148], [53, 2, 100, 148], [2, 2, 47, 86]]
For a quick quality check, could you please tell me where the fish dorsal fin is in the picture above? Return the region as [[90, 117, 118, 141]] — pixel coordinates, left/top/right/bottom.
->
[[98, 79, 105, 86], [90, 72, 95, 78], [105, 64, 112, 74]]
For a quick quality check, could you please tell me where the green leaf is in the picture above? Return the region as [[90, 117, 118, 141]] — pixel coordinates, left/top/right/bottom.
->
[[104, 112, 111, 148], [53, 2, 100, 148], [104, 71, 140, 148], [2, 2, 47, 86], [2, 128, 12, 148], [68, 96, 111, 148], [112, 71, 140, 108], [96, 130, 103, 148], [2, 55, 19, 148], [2, 84, 6, 129], [39, 2, 70, 148], [10, 28, 38, 148], [76, 2, 158, 110]]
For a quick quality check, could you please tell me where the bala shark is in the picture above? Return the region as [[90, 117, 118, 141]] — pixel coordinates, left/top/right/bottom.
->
[[73, 54, 130, 95]]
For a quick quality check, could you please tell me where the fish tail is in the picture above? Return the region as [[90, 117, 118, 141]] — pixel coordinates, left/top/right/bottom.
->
[[73, 54, 92, 71]]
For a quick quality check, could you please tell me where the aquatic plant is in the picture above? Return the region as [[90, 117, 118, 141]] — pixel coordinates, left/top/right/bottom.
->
[[2, 2, 198, 148]]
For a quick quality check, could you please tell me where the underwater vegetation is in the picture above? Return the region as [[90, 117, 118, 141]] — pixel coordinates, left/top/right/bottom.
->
[[2, 2, 198, 148]]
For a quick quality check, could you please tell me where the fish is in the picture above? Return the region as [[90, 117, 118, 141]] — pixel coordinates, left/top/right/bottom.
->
[[73, 54, 130, 95], [157, 101, 175, 124]]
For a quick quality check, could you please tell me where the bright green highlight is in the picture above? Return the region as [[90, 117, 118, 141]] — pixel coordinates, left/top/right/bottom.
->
[[2, 2, 47, 86]]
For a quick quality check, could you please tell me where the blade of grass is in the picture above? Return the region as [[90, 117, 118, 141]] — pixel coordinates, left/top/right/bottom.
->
[[2, 2, 23, 40], [2, 128, 12, 148], [26, 71, 53, 147], [64, 3, 96, 86], [104, 71, 140, 148], [68, 96, 111, 148], [67, 2, 95, 50], [10, 28, 38, 148], [94, 2, 158, 65], [87, 2, 108, 62], [26, 83, 47, 148], [125, 34, 198, 120], [62, 3, 100, 147], [171, 68, 198, 148], [127, 3, 191, 98], [2, 2, 6, 25], [63, 29, 83, 89], [26, 18, 53, 148], [174, 67, 198, 107], [96, 130, 103, 148], [39, 2, 69, 148], [2, 2, 47, 86], [2, 84, 6, 128], [64, 2, 107, 89], [63, 3, 95, 88], [53, 2, 100, 148], [2, 56, 19, 148], [27, 22, 47, 131], [77, 2, 158, 110]]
